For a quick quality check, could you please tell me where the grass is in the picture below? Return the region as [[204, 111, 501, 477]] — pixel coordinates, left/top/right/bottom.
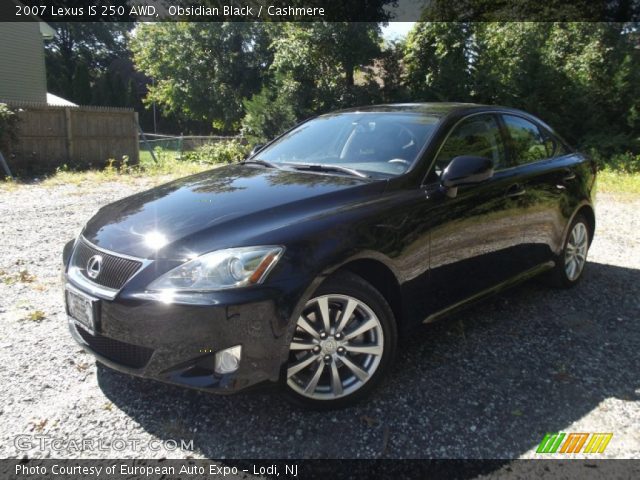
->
[[25, 310, 46, 322], [0, 151, 218, 190], [2, 154, 640, 197], [139, 148, 181, 165], [0, 268, 36, 285], [596, 169, 640, 196]]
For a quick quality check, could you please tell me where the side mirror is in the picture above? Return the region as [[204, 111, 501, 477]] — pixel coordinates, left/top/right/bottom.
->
[[249, 144, 265, 157], [441, 156, 493, 198]]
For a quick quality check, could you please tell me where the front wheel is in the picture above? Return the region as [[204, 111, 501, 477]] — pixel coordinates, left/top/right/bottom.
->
[[547, 214, 591, 288], [283, 272, 397, 409]]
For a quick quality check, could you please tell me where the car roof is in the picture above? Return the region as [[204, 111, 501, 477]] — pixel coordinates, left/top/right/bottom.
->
[[334, 102, 487, 116], [332, 102, 559, 131]]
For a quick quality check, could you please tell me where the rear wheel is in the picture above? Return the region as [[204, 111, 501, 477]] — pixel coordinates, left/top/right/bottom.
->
[[547, 214, 590, 288], [283, 272, 397, 409]]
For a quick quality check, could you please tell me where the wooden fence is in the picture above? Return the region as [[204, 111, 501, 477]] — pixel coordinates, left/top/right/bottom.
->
[[5, 101, 139, 173]]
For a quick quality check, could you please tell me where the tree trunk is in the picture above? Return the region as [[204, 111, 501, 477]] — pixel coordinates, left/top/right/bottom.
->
[[345, 64, 354, 88]]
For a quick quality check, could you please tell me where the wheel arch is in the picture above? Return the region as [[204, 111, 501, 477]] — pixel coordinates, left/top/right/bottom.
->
[[567, 203, 596, 247], [576, 204, 596, 246], [331, 257, 406, 334]]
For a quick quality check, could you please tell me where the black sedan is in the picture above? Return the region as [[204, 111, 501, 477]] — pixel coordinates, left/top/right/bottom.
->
[[63, 103, 596, 408]]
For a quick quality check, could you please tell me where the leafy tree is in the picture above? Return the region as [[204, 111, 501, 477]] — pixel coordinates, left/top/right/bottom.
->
[[472, 23, 554, 109], [241, 76, 297, 144], [472, 22, 640, 151], [45, 22, 132, 102], [0, 103, 20, 154], [71, 62, 92, 105], [269, 23, 382, 115], [130, 22, 272, 133], [403, 22, 473, 101], [378, 39, 409, 103]]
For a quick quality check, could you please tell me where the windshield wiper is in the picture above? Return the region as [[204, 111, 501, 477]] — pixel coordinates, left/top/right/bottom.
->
[[241, 159, 279, 168], [283, 163, 369, 178]]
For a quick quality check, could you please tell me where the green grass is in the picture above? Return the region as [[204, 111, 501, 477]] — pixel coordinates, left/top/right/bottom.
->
[[139, 148, 181, 165], [2, 156, 640, 198], [597, 169, 640, 196], [0, 151, 219, 190]]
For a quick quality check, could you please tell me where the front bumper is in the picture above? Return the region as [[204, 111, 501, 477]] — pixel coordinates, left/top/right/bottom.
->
[[65, 278, 307, 394]]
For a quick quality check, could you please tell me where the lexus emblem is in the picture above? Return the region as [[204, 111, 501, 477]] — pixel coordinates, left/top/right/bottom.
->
[[86, 255, 103, 279]]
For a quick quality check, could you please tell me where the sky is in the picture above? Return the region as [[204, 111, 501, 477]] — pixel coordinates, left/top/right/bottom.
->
[[381, 22, 416, 40]]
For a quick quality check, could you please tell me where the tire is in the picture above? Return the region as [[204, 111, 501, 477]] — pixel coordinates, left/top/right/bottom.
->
[[282, 271, 397, 409], [546, 214, 591, 288]]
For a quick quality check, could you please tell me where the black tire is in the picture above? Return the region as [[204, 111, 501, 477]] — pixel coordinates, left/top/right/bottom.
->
[[545, 214, 591, 288], [282, 271, 397, 410]]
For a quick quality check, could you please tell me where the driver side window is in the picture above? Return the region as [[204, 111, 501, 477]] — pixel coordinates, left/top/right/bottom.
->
[[434, 115, 506, 175]]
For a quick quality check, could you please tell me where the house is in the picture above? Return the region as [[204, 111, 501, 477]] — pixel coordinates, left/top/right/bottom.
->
[[0, 21, 56, 103], [0, 11, 137, 173]]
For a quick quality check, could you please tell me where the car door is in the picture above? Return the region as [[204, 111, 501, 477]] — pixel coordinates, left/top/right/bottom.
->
[[499, 114, 574, 269], [416, 113, 531, 315]]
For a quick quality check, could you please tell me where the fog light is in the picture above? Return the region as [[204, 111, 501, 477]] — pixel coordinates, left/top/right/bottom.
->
[[214, 345, 242, 374]]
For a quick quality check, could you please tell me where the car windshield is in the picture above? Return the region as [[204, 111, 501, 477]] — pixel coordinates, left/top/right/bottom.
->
[[254, 112, 440, 177]]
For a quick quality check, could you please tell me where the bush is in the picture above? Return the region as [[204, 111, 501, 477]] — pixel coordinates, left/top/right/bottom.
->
[[241, 85, 297, 145], [605, 152, 640, 174], [182, 140, 249, 164], [586, 147, 640, 174], [0, 103, 20, 153]]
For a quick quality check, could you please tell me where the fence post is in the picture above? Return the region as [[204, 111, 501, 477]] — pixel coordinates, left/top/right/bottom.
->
[[64, 107, 73, 164], [133, 112, 141, 164], [137, 123, 158, 164]]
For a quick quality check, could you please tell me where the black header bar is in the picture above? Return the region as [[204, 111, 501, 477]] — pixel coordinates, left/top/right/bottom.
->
[[3, 459, 640, 480], [1, 0, 639, 22]]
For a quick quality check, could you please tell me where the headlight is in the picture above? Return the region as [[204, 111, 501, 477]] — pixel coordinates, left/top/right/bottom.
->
[[147, 246, 284, 292]]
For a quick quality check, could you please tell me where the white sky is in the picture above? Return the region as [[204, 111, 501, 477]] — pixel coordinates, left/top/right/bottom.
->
[[381, 22, 416, 40]]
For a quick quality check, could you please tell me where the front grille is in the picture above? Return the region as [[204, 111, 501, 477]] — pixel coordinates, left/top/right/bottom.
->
[[72, 239, 142, 289], [76, 326, 154, 369]]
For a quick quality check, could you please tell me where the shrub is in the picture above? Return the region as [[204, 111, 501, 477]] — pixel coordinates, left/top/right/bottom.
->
[[182, 140, 249, 164], [241, 85, 297, 145], [605, 152, 640, 174], [0, 103, 20, 153], [587, 148, 640, 174]]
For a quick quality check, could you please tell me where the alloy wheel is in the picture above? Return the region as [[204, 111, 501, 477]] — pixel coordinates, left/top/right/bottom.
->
[[286, 294, 384, 400], [565, 221, 588, 281]]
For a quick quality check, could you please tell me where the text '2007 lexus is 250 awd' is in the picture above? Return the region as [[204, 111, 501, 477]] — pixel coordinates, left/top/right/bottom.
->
[[63, 103, 596, 408]]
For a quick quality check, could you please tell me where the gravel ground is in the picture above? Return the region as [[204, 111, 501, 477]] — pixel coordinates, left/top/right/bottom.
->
[[0, 179, 638, 460]]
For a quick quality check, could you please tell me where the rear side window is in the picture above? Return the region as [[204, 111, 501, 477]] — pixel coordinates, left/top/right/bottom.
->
[[434, 114, 506, 175], [502, 115, 550, 166]]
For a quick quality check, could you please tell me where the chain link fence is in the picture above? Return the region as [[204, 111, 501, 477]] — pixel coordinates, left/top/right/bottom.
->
[[139, 133, 243, 162]]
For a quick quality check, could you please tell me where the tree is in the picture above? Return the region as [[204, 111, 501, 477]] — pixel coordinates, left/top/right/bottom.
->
[[241, 74, 297, 144], [130, 23, 272, 133], [71, 62, 92, 105], [255, 22, 384, 124], [472, 23, 640, 150], [45, 23, 132, 103], [472, 23, 554, 108], [403, 22, 473, 101], [378, 39, 409, 103], [0, 104, 20, 155]]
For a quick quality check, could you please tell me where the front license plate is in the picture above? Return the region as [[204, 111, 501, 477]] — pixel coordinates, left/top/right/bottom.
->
[[66, 287, 98, 332]]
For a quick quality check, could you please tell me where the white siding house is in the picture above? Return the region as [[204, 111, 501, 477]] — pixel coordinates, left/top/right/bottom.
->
[[0, 21, 55, 103]]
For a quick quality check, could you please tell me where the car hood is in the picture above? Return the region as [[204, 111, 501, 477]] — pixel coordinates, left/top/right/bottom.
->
[[83, 164, 385, 259]]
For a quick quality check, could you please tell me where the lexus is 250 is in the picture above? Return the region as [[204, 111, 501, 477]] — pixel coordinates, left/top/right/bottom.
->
[[63, 103, 596, 408]]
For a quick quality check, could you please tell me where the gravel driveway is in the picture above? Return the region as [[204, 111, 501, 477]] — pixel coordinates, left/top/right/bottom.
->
[[0, 179, 638, 460]]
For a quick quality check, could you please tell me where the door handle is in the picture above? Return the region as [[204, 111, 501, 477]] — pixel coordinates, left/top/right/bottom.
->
[[505, 183, 526, 198]]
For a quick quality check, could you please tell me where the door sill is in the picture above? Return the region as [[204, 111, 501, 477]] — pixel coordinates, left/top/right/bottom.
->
[[422, 261, 555, 324]]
